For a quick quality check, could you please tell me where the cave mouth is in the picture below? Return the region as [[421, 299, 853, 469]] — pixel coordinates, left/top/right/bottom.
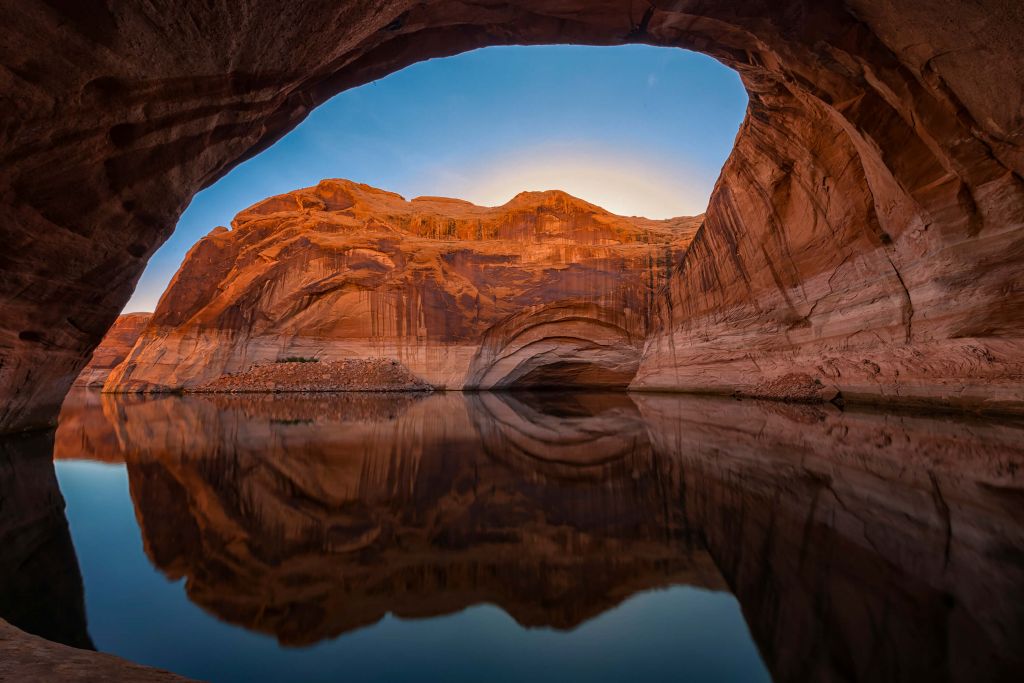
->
[[77, 45, 744, 398], [2, 1, 1022, 434], [123, 43, 745, 314], [505, 361, 637, 391]]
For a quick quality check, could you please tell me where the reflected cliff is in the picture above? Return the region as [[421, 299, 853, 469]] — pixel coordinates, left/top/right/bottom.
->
[[0, 430, 93, 650], [52, 389, 1024, 682], [56, 390, 720, 644]]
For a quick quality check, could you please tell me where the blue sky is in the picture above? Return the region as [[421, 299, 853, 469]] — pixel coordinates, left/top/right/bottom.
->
[[126, 45, 747, 312]]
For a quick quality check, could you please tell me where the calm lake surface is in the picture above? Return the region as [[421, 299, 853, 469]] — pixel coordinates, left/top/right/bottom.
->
[[2, 389, 1023, 682]]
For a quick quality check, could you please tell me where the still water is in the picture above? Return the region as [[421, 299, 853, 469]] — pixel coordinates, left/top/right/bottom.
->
[[2, 389, 1023, 682]]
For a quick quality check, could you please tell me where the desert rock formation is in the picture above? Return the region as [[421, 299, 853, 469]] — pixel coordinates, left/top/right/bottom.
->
[[73, 313, 150, 388], [2, 1, 1023, 430], [105, 180, 696, 392]]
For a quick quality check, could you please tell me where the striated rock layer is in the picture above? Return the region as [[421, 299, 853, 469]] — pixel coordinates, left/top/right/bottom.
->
[[73, 313, 150, 388], [2, 1, 1024, 431], [105, 180, 696, 392]]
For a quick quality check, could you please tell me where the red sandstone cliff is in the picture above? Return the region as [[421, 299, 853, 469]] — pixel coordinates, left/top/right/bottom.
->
[[105, 180, 698, 392], [2, 1, 1023, 432], [72, 313, 150, 388]]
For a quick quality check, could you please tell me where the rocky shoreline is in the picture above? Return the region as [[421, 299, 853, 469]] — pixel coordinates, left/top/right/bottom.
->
[[188, 358, 434, 394]]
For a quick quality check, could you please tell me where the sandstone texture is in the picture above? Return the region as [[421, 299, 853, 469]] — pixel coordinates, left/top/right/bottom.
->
[[0, 619, 191, 683], [105, 180, 695, 392], [1, 1, 1023, 430], [72, 313, 150, 388]]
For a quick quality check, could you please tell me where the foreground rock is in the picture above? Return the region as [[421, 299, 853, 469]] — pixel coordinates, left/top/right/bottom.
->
[[73, 313, 151, 388], [105, 180, 697, 393], [191, 358, 433, 393], [0, 619, 191, 682]]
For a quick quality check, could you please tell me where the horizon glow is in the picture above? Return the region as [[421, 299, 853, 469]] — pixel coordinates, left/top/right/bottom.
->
[[124, 45, 747, 312]]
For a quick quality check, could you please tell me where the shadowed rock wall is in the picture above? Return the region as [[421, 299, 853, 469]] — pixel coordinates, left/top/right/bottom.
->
[[2, 0, 1023, 430], [0, 432, 93, 650]]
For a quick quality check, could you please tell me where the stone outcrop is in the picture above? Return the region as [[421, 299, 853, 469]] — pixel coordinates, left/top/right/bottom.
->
[[104, 180, 696, 392], [0, 619, 190, 683], [2, 1, 1023, 430], [73, 313, 150, 388]]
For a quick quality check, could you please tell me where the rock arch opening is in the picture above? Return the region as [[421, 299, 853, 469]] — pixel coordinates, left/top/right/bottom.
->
[[81, 46, 742, 395], [2, 1, 1023, 432]]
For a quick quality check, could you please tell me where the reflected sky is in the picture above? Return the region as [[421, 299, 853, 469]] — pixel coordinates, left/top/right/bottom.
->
[[58, 457, 765, 682], [3, 389, 1022, 682]]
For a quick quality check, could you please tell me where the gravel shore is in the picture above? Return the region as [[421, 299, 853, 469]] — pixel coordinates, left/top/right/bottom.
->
[[189, 358, 434, 393]]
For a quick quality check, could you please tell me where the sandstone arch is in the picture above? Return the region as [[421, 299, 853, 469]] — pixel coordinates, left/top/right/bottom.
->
[[466, 302, 645, 389], [2, 0, 1023, 431]]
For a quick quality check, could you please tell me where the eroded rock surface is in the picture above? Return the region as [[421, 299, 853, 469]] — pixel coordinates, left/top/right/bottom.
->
[[105, 180, 696, 392], [1, 1, 1023, 430], [73, 313, 150, 388], [0, 619, 190, 683], [191, 358, 433, 393]]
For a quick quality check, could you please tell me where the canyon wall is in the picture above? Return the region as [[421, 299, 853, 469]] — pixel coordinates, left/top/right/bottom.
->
[[104, 180, 695, 391], [2, 0, 1023, 430], [632, 9, 1024, 411], [73, 313, 150, 388]]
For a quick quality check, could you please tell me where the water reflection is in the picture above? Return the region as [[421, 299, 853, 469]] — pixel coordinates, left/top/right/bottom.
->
[[35, 390, 1024, 680], [0, 430, 93, 649], [56, 390, 722, 644]]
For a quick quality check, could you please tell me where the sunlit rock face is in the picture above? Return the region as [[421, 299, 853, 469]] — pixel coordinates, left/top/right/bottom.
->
[[53, 389, 1024, 679], [1, 0, 1023, 430], [104, 180, 696, 392], [73, 313, 150, 388]]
